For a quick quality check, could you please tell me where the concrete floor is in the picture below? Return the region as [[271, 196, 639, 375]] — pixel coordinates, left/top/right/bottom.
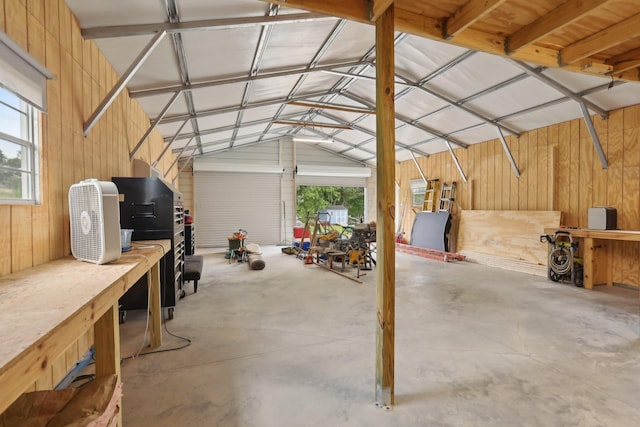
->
[[118, 246, 639, 427]]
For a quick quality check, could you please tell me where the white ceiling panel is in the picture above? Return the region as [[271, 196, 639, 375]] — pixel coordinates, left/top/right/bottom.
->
[[465, 78, 564, 120], [178, 0, 270, 21], [422, 108, 486, 136], [261, 21, 342, 70], [396, 90, 451, 117], [196, 111, 240, 131], [241, 104, 286, 123], [395, 124, 434, 145], [428, 53, 524, 100], [95, 36, 181, 88], [64, 1, 640, 167], [157, 120, 194, 138], [181, 28, 263, 80], [451, 124, 498, 145], [394, 35, 469, 82], [586, 84, 640, 112], [249, 75, 307, 103], [190, 82, 246, 111], [137, 93, 189, 118], [201, 129, 235, 143], [290, 72, 344, 95], [316, 21, 375, 65], [65, 0, 167, 27], [500, 102, 584, 132], [234, 123, 271, 139], [541, 67, 616, 94]]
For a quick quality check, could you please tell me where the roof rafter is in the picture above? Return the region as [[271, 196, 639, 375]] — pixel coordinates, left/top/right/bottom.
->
[[506, 0, 612, 53], [444, 0, 508, 39], [262, 0, 639, 82], [560, 12, 640, 65]]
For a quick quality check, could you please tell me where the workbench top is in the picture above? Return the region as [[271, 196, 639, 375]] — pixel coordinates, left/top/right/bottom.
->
[[0, 240, 170, 416]]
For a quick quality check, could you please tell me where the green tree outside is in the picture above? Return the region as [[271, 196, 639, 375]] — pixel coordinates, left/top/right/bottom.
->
[[0, 148, 23, 198], [296, 185, 364, 224]]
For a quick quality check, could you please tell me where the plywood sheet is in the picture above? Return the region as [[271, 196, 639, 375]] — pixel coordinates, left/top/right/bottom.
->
[[457, 210, 562, 266]]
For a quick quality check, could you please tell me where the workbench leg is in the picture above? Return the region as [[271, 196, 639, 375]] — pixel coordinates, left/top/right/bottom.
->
[[583, 237, 595, 289], [94, 303, 122, 426], [148, 261, 162, 348], [606, 242, 613, 287]]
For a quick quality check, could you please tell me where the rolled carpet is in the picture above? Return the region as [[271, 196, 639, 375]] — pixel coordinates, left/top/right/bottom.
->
[[248, 253, 266, 270]]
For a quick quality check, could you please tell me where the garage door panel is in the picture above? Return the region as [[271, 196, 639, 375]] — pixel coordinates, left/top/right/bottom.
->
[[195, 171, 281, 247]]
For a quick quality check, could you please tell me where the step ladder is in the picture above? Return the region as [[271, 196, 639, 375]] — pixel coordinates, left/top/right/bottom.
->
[[422, 179, 439, 212], [438, 182, 456, 213]]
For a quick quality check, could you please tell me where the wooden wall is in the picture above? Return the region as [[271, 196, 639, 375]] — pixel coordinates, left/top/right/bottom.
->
[[397, 106, 640, 288], [0, 0, 179, 391]]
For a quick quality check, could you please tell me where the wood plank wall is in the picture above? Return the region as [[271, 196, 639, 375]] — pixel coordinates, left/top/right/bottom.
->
[[397, 107, 640, 288], [1, 0, 179, 391]]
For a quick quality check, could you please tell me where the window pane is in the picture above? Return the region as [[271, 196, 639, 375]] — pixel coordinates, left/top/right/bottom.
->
[[0, 99, 27, 140], [0, 71, 38, 204], [0, 135, 25, 159], [0, 166, 24, 198]]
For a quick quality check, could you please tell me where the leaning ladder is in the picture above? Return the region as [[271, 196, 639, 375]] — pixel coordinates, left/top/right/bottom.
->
[[422, 179, 439, 212], [438, 182, 456, 213]]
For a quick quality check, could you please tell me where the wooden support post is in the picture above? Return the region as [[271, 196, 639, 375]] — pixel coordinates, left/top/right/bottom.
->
[[549, 146, 559, 211], [375, 3, 396, 410], [148, 261, 163, 348], [94, 303, 122, 426]]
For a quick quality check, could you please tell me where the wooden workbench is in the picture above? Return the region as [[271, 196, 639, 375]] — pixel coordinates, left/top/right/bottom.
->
[[544, 228, 640, 289], [0, 240, 170, 423]]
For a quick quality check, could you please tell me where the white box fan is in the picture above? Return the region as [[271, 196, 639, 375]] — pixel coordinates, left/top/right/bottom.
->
[[69, 179, 121, 264]]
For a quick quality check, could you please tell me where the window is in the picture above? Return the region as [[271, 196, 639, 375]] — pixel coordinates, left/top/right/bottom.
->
[[410, 179, 426, 206], [0, 31, 53, 205], [0, 88, 39, 203]]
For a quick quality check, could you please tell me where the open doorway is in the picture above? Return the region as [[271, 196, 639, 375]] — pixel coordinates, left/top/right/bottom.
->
[[296, 185, 365, 228]]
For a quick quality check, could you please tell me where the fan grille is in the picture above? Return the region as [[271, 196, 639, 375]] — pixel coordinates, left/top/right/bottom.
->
[[70, 184, 103, 262]]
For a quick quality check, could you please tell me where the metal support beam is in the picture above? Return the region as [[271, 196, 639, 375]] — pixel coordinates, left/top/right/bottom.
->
[[152, 119, 189, 167], [374, 3, 395, 411], [172, 157, 193, 184], [496, 128, 521, 178], [160, 90, 336, 125], [129, 90, 181, 160], [164, 137, 194, 178], [509, 59, 608, 119], [169, 112, 302, 142], [410, 152, 428, 185], [128, 60, 368, 98], [316, 111, 432, 158], [445, 140, 468, 183], [82, 13, 334, 39], [83, 30, 166, 136], [579, 102, 608, 169], [337, 93, 469, 149]]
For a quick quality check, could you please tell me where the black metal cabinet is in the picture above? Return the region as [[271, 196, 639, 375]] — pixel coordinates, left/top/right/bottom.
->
[[185, 224, 195, 255], [112, 177, 184, 317]]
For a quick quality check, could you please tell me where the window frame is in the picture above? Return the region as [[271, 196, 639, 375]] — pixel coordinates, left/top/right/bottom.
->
[[410, 179, 426, 207], [0, 90, 40, 205]]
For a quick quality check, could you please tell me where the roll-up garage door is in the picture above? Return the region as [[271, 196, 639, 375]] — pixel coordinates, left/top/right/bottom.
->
[[194, 171, 281, 247], [295, 164, 370, 187], [295, 175, 367, 187]]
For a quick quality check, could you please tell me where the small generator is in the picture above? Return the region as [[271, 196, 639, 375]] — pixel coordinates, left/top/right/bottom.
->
[[540, 230, 584, 287]]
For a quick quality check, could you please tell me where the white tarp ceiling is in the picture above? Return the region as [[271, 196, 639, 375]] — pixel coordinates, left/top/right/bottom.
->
[[65, 0, 640, 166]]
